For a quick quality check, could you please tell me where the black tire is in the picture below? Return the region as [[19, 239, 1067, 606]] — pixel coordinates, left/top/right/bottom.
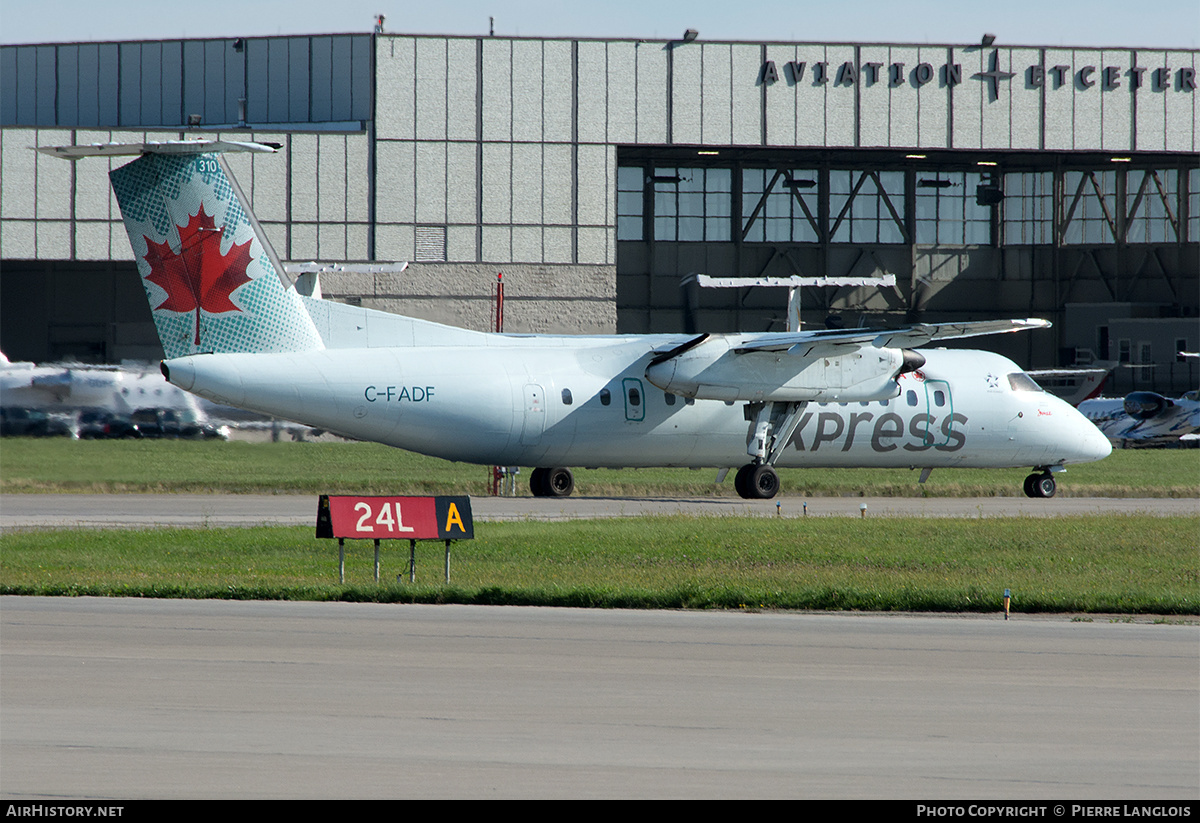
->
[[1022, 473, 1039, 498], [544, 467, 574, 498], [529, 467, 548, 497], [733, 464, 752, 499], [1033, 474, 1056, 498], [748, 464, 780, 499]]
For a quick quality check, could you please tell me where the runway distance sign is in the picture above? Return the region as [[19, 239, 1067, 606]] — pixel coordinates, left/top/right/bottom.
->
[[316, 495, 473, 540]]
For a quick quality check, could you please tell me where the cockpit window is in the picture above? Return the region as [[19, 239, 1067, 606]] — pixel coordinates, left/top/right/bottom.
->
[[1007, 373, 1044, 392]]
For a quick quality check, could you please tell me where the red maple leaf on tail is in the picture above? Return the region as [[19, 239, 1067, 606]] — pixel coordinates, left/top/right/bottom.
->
[[142, 206, 253, 346]]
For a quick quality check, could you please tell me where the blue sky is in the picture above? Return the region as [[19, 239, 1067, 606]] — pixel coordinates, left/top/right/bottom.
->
[[1, 0, 1196, 48]]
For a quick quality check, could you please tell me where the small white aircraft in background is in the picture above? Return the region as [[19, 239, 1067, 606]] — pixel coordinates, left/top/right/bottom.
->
[[1078, 354, 1199, 448], [0, 351, 203, 417], [39, 140, 1112, 498]]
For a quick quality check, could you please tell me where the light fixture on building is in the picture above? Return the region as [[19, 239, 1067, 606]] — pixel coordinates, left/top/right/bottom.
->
[[682, 29, 699, 42], [1110, 156, 1132, 163], [981, 34, 996, 47], [187, 114, 202, 127], [784, 179, 817, 189], [649, 174, 683, 184], [905, 153, 927, 159], [697, 150, 720, 156], [976, 160, 998, 166], [918, 178, 954, 189], [232, 38, 245, 52]]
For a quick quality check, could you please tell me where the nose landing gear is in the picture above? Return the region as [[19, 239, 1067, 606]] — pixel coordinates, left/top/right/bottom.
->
[[1023, 471, 1057, 498]]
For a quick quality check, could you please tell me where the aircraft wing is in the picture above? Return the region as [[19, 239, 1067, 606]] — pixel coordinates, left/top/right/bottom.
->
[[731, 318, 1051, 357]]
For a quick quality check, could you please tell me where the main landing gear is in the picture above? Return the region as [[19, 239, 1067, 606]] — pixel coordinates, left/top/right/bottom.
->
[[1022, 470, 1057, 498], [530, 466, 574, 498], [730, 401, 806, 500], [734, 463, 780, 500]]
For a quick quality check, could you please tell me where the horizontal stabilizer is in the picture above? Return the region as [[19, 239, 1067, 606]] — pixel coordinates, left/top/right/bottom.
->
[[37, 141, 280, 160]]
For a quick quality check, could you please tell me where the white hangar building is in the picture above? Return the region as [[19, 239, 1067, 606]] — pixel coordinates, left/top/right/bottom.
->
[[2, 31, 1197, 394]]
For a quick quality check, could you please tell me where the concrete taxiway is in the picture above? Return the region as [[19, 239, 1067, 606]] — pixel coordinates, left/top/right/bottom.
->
[[1, 596, 1197, 799], [1, 492, 1196, 530]]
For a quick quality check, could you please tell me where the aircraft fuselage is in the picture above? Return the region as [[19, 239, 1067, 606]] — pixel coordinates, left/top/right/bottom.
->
[[164, 340, 1111, 472]]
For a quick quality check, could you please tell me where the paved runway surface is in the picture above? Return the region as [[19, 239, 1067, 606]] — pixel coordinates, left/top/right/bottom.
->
[[2, 596, 1197, 799], [2, 492, 1196, 530]]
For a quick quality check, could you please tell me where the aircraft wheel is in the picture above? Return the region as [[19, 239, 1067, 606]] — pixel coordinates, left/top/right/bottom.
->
[[529, 467, 548, 497], [735, 463, 779, 500], [1033, 473, 1056, 498], [749, 464, 780, 499], [733, 464, 753, 499], [544, 466, 575, 498], [1023, 472, 1056, 498]]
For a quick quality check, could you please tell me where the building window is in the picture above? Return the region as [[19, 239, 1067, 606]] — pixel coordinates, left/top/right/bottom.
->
[[617, 166, 644, 241], [1189, 168, 1199, 244], [651, 167, 731, 242], [829, 170, 905, 244], [1063, 170, 1118, 245], [1125, 169, 1181, 244], [741, 168, 819, 243], [915, 171, 992, 245], [1002, 171, 1053, 246]]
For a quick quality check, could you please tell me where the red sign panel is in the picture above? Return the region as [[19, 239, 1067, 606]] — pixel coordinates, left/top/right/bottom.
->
[[316, 495, 473, 540]]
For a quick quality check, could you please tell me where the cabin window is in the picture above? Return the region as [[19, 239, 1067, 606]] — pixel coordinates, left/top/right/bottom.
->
[[1007, 373, 1044, 392], [599, 389, 611, 406], [664, 392, 676, 406], [906, 390, 918, 406], [628, 387, 641, 406], [561, 388, 573, 405], [933, 390, 945, 407]]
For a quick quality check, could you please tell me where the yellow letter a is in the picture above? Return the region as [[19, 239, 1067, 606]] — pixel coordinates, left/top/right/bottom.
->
[[444, 502, 465, 534]]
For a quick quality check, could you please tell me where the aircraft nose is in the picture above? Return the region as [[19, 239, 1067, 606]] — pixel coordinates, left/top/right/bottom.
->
[[1083, 421, 1113, 461], [1069, 411, 1112, 462]]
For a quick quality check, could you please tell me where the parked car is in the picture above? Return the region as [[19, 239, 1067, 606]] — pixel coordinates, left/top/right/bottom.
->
[[76, 408, 141, 439], [0, 407, 74, 437], [129, 408, 229, 440]]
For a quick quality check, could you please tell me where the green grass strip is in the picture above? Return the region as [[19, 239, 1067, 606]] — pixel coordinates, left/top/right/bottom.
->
[[1, 439, 1197, 497], [3, 515, 1196, 614]]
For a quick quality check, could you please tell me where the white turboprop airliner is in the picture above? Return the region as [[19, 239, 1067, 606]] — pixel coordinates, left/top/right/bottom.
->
[[40, 140, 1112, 499]]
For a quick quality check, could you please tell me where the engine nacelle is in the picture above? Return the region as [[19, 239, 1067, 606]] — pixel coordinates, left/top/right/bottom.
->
[[1124, 391, 1174, 420], [644, 336, 908, 402]]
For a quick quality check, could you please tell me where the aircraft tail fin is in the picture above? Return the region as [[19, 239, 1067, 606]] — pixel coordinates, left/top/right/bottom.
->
[[39, 141, 324, 359]]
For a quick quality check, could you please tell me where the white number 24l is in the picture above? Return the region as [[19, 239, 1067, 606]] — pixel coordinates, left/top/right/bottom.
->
[[354, 501, 415, 534]]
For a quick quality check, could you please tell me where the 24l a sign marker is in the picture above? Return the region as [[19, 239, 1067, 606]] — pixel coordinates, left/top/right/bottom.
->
[[316, 495, 473, 540]]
